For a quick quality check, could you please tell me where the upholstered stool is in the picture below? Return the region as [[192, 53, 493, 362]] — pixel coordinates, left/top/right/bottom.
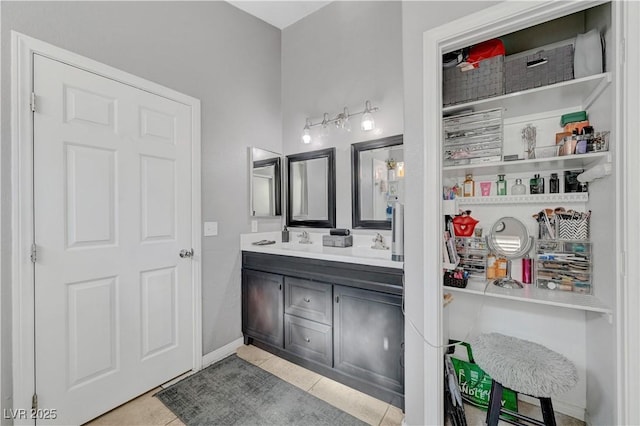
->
[[471, 333, 578, 426]]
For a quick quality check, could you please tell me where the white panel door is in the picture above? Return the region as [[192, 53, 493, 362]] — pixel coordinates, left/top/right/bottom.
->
[[33, 53, 193, 425]]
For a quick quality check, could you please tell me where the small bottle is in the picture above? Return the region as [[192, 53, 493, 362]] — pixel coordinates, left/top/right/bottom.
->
[[282, 226, 289, 242], [486, 253, 496, 279], [463, 174, 475, 197], [530, 174, 545, 194], [549, 173, 560, 193], [511, 178, 526, 195], [529, 174, 539, 194], [496, 174, 507, 196], [522, 255, 532, 284], [496, 257, 507, 278]]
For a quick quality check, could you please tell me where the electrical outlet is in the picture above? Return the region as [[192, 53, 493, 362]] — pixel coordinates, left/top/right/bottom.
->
[[251, 220, 258, 232]]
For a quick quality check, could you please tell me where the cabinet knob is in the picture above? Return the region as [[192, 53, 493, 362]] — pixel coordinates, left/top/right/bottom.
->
[[304, 337, 310, 343], [303, 297, 311, 303]]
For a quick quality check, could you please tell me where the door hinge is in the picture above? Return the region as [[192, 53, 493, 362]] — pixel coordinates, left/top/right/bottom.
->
[[336, 296, 339, 303], [620, 37, 626, 65], [30, 243, 37, 263], [32, 393, 38, 411], [30, 92, 36, 112]]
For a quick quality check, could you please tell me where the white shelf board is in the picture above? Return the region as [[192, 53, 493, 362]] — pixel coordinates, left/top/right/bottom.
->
[[443, 152, 610, 179], [443, 72, 612, 119], [457, 193, 588, 205], [445, 278, 611, 314]]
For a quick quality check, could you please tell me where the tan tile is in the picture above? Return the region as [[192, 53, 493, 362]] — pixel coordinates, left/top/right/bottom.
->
[[259, 355, 322, 391], [84, 388, 177, 426], [517, 400, 585, 426], [380, 404, 404, 426], [235, 344, 274, 366], [309, 377, 388, 425]]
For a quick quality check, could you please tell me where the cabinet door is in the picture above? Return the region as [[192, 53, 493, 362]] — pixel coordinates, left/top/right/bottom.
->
[[334, 285, 404, 393], [242, 269, 284, 347]]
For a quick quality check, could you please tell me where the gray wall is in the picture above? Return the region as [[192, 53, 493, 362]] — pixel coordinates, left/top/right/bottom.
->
[[1, 1, 281, 417], [281, 1, 403, 230], [401, 2, 499, 424]]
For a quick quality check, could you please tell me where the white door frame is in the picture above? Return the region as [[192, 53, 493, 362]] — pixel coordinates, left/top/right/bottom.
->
[[11, 31, 202, 418], [418, 1, 635, 424]]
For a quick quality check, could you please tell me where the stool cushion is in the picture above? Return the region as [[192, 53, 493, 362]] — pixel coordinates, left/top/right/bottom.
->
[[471, 333, 578, 398]]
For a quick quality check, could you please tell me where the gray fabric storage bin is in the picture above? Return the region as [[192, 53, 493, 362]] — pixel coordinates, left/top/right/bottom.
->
[[505, 44, 574, 94], [443, 55, 504, 106]]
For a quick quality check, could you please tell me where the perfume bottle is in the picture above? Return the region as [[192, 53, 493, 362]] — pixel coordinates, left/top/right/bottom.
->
[[522, 255, 532, 284], [530, 174, 545, 194], [549, 173, 560, 193], [511, 178, 526, 195], [496, 174, 507, 196], [463, 174, 475, 197]]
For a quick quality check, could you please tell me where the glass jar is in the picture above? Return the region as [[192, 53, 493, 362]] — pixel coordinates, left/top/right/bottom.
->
[[511, 178, 526, 195]]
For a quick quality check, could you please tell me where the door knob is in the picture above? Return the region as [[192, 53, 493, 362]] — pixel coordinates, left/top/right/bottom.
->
[[179, 248, 194, 258]]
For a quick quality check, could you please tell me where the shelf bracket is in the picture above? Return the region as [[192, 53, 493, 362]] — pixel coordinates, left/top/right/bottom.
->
[[583, 73, 612, 111]]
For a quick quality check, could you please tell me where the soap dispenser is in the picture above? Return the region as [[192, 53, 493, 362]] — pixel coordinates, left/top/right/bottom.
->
[[282, 226, 289, 243]]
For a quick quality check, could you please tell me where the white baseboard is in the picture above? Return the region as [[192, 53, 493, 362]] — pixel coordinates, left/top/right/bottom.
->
[[202, 337, 244, 368], [519, 394, 586, 421]]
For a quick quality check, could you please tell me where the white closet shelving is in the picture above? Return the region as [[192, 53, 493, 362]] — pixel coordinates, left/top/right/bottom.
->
[[441, 33, 614, 317]]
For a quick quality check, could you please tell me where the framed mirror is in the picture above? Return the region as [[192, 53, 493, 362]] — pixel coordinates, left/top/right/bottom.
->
[[250, 147, 282, 217], [351, 134, 404, 229], [286, 148, 336, 228]]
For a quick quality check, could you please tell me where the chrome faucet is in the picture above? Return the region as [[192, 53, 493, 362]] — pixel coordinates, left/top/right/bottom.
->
[[298, 230, 312, 244]]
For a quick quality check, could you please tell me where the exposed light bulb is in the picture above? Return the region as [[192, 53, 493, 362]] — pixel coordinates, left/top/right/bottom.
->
[[302, 119, 312, 144], [302, 129, 311, 144], [342, 107, 351, 132], [343, 117, 352, 132], [321, 113, 330, 138], [361, 112, 375, 131], [361, 100, 376, 131]]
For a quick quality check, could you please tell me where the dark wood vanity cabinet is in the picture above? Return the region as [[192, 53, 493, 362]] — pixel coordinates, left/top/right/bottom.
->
[[241, 251, 404, 408], [242, 269, 284, 347]]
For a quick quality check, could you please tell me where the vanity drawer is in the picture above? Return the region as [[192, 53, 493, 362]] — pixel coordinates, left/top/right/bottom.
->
[[284, 277, 332, 325], [284, 314, 332, 366]]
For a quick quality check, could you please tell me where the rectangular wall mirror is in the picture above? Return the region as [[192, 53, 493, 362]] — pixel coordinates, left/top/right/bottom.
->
[[250, 147, 282, 217], [351, 135, 404, 229], [286, 147, 336, 228]]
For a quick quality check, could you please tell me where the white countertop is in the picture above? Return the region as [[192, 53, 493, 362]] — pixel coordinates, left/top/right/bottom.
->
[[240, 231, 404, 270]]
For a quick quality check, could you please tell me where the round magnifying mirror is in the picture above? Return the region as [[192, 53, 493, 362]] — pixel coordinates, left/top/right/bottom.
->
[[486, 217, 533, 289]]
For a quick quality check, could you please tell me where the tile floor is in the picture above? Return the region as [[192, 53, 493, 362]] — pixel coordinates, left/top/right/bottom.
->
[[86, 344, 584, 426], [85, 344, 402, 426]]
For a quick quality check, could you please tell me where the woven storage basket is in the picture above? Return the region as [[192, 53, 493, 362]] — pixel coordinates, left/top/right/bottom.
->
[[443, 55, 504, 106], [505, 44, 574, 94], [556, 216, 590, 240]]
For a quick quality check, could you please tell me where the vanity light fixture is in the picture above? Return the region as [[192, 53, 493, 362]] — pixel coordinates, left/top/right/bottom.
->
[[301, 100, 379, 143]]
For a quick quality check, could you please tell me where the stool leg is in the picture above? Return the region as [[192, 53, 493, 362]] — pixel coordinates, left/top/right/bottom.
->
[[539, 397, 557, 426], [486, 380, 503, 426]]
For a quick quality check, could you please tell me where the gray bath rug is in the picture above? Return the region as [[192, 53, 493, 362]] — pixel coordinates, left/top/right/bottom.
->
[[156, 354, 367, 425]]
